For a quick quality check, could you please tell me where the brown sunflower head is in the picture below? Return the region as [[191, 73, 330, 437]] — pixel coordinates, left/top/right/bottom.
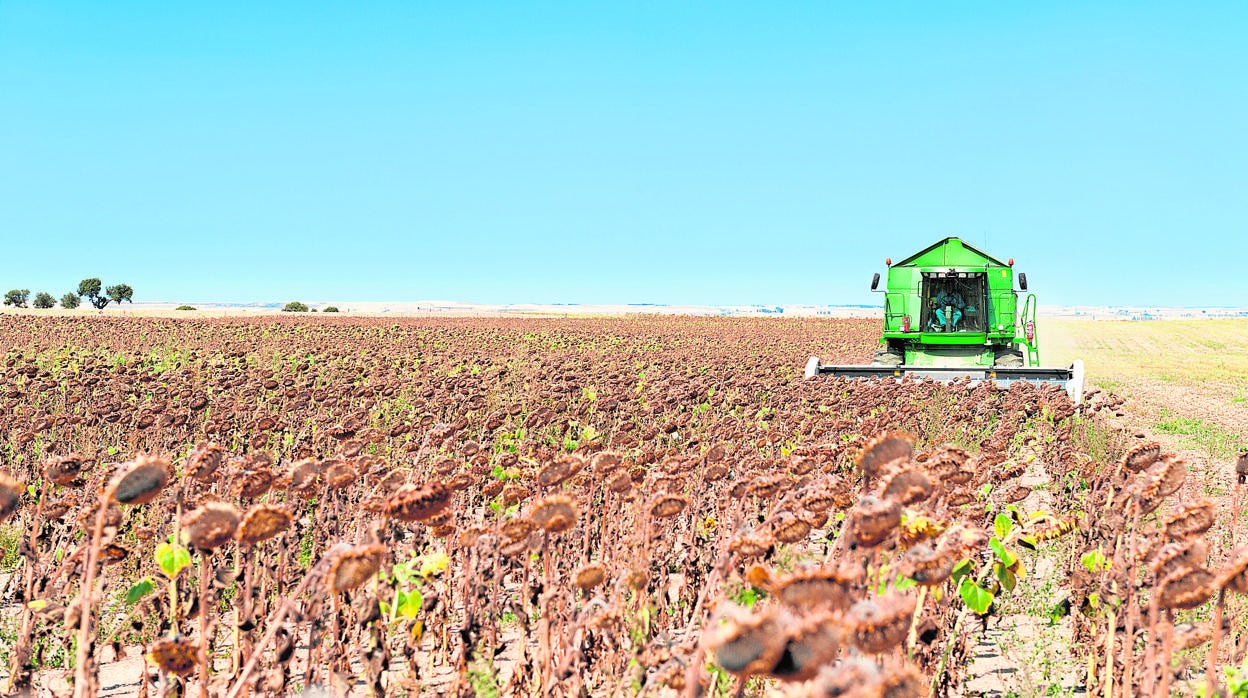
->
[[237, 505, 292, 546], [1215, 545, 1248, 594], [852, 496, 902, 548], [855, 432, 915, 478], [902, 543, 955, 586], [704, 604, 786, 678], [772, 568, 851, 612], [729, 531, 774, 560], [1122, 442, 1161, 472], [0, 472, 22, 522], [384, 482, 452, 522], [1164, 499, 1215, 540], [537, 455, 583, 488], [147, 635, 201, 676], [1237, 451, 1248, 484], [1157, 566, 1214, 611], [845, 591, 917, 654], [573, 563, 608, 591], [531, 495, 578, 533], [811, 658, 882, 697], [881, 468, 932, 506], [648, 494, 689, 519], [287, 458, 322, 495], [327, 543, 387, 594], [1144, 455, 1187, 500], [1152, 538, 1208, 580], [111, 455, 172, 506], [767, 611, 841, 682], [185, 443, 226, 482], [45, 455, 87, 487], [769, 510, 813, 544], [182, 501, 241, 550]]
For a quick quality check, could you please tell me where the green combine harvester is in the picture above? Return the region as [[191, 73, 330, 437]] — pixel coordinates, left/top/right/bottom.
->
[[804, 237, 1084, 402]]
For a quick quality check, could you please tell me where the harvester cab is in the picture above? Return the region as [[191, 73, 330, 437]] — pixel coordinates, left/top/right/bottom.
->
[[805, 237, 1084, 402]]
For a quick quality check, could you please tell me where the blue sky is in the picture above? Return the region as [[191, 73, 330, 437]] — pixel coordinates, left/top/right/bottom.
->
[[2, 2, 1245, 306]]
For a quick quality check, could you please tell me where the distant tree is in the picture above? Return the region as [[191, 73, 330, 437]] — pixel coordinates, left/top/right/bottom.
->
[[60, 293, 81, 309], [176, 305, 196, 311], [78, 278, 109, 309], [33, 292, 56, 309], [106, 284, 134, 305], [323, 306, 340, 313], [4, 289, 30, 308], [282, 301, 309, 312]]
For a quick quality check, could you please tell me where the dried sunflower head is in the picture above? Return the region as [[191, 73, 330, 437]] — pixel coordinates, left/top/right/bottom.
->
[[1164, 500, 1215, 540], [846, 591, 917, 654], [0, 472, 22, 522], [1122, 442, 1161, 472], [384, 483, 452, 523], [704, 604, 786, 678], [902, 543, 955, 586], [648, 494, 689, 519], [237, 505, 292, 546], [768, 510, 813, 544], [810, 658, 882, 697], [1216, 545, 1248, 594], [111, 455, 171, 506], [881, 468, 932, 506], [772, 569, 851, 611], [537, 455, 583, 488], [328, 544, 387, 593], [852, 496, 902, 548], [531, 495, 578, 533], [147, 635, 200, 676], [855, 433, 915, 478], [182, 501, 241, 550], [768, 611, 840, 682], [574, 563, 608, 591], [185, 443, 226, 482], [45, 455, 87, 487], [1157, 566, 1214, 611]]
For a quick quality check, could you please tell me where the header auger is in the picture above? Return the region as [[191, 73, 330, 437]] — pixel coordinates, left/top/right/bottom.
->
[[805, 237, 1084, 402]]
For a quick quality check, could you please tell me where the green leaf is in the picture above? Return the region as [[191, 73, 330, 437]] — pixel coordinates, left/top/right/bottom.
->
[[994, 562, 1017, 593], [989, 537, 1017, 568], [959, 577, 994, 614], [1081, 549, 1108, 574], [154, 542, 191, 579], [994, 513, 1013, 540], [126, 578, 156, 606], [950, 559, 973, 586], [396, 588, 423, 620]]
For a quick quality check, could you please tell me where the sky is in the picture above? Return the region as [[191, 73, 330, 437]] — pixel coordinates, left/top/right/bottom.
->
[[2, 2, 1246, 307]]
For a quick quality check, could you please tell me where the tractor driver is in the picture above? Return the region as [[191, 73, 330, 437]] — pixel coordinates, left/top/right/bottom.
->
[[931, 288, 966, 331]]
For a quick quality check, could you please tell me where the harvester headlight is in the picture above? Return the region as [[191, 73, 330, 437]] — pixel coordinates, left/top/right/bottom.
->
[[997, 324, 1004, 331]]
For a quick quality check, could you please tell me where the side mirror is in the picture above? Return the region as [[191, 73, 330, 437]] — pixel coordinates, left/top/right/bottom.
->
[[1018, 273, 1028, 291], [870, 273, 880, 291]]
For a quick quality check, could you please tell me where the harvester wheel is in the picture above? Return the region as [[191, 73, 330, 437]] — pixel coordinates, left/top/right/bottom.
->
[[872, 347, 904, 367], [994, 348, 1025, 367]]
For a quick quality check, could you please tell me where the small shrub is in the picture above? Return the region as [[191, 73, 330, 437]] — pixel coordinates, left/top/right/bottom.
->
[[323, 306, 340, 313], [282, 301, 309, 313], [60, 293, 81, 309], [176, 305, 196, 311]]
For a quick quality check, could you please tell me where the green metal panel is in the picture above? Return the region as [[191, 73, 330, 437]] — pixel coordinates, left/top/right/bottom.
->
[[882, 237, 1020, 345]]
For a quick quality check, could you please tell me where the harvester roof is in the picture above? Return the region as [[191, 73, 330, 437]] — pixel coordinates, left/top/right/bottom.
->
[[893, 237, 1009, 269]]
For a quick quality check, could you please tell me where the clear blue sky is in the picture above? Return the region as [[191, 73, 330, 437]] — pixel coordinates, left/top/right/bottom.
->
[[2, 2, 1245, 306]]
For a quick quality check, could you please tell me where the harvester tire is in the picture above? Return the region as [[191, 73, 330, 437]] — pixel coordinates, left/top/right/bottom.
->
[[994, 349, 1025, 367], [872, 348, 904, 367]]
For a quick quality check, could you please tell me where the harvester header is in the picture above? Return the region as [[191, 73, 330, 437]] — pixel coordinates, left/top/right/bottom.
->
[[805, 238, 1083, 402]]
